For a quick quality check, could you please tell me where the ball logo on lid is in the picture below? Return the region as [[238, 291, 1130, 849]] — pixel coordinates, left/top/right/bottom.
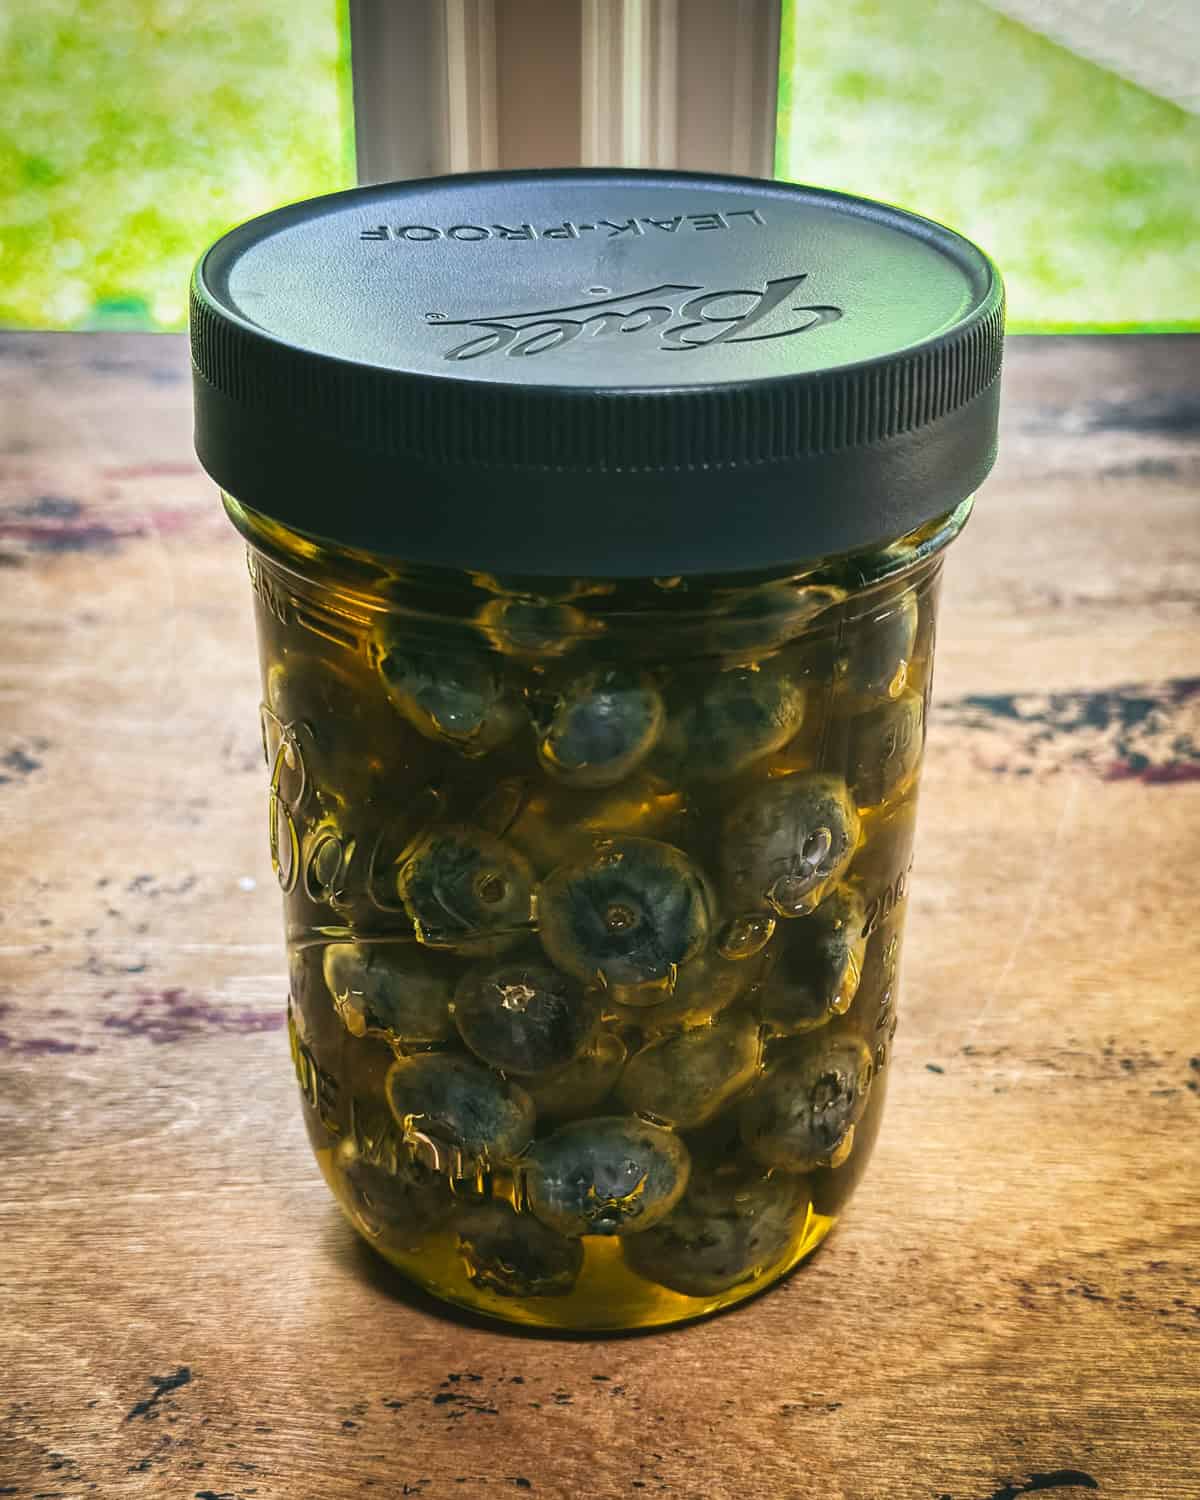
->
[[427, 274, 842, 361]]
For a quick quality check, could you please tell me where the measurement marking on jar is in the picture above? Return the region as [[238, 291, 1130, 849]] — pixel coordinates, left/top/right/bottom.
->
[[862, 865, 913, 938]]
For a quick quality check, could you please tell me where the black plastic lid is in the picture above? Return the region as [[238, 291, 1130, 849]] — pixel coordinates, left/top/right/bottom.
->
[[191, 169, 1003, 578]]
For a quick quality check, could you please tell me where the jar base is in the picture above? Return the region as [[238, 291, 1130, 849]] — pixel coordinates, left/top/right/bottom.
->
[[328, 1166, 837, 1333]]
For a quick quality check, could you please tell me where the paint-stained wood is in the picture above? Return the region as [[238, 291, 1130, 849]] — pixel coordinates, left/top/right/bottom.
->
[[0, 332, 1197, 1500]]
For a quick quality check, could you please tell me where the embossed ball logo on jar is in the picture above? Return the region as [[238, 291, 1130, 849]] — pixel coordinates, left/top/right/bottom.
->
[[428, 275, 843, 361]]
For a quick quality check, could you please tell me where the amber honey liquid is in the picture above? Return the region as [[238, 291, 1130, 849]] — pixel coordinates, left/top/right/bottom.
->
[[235, 497, 947, 1331]]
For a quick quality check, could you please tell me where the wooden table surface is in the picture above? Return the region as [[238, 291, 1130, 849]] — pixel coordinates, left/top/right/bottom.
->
[[1, 332, 1197, 1500]]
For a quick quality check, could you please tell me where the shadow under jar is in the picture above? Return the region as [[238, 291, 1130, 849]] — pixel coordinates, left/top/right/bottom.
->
[[192, 168, 1003, 1331]]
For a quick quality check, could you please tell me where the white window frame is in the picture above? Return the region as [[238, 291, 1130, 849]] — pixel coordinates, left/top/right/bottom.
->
[[348, 0, 781, 183]]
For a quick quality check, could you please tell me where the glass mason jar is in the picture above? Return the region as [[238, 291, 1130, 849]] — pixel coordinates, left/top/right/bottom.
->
[[192, 170, 1003, 1330]]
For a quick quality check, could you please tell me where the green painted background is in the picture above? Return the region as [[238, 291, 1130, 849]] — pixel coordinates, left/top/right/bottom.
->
[[1, 0, 1196, 330], [776, 0, 1200, 331], [0, 0, 352, 330]]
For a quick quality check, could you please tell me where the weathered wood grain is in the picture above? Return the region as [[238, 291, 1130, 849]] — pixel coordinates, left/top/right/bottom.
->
[[0, 332, 1197, 1500]]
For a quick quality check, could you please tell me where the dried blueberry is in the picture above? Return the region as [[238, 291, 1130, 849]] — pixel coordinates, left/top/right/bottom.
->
[[721, 773, 859, 919], [374, 639, 523, 755], [845, 688, 925, 809], [322, 941, 455, 1043], [758, 887, 866, 1035], [456, 1201, 584, 1298], [836, 591, 919, 703], [657, 663, 806, 783], [453, 958, 600, 1076], [624, 1168, 810, 1296], [385, 1052, 535, 1167], [397, 824, 535, 954], [615, 1013, 762, 1129], [738, 1032, 874, 1171], [523, 1116, 691, 1237], [525, 1031, 628, 1121], [538, 837, 714, 997], [534, 668, 664, 788]]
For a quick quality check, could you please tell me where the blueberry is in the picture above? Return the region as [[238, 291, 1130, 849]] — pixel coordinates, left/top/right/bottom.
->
[[474, 774, 687, 876], [758, 887, 866, 1035], [476, 596, 600, 659], [657, 663, 806, 783], [847, 797, 917, 893], [845, 688, 925, 809], [322, 942, 455, 1044], [710, 579, 845, 661], [836, 591, 919, 703], [538, 837, 714, 997], [721, 774, 860, 919], [525, 1031, 628, 1121], [523, 1116, 691, 1237], [738, 1032, 874, 1171], [615, 1013, 762, 1129], [453, 958, 600, 1076], [335, 1139, 454, 1248], [624, 1168, 810, 1297], [385, 1052, 535, 1168], [456, 1201, 584, 1298], [374, 639, 523, 755], [397, 824, 535, 954], [534, 668, 665, 788], [266, 652, 400, 812], [611, 949, 757, 1035]]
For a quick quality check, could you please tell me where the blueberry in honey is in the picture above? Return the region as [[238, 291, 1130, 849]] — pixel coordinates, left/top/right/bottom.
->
[[848, 796, 917, 893], [322, 941, 455, 1044], [758, 886, 866, 1035], [538, 836, 714, 996], [397, 824, 535, 954], [374, 638, 523, 755], [534, 668, 664, 788], [616, 1013, 762, 1129], [738, 1032, 874, 1172], [523, 1116, 691, 1238], [721, 773, 860, 919], [710, 579, 845, 661], [474, 774, 687, 876], [453, 957, 600, 1076], [657, 662, 806, 783], [476, 595, 600, 659], [456, 1201, 584, 1298], [624, 1168, 810, 1297], [845, 688, 925, 809], [266, 652, 399, 812], [835, 591, 918, 703], [336, 1140, 454, 1248], [611, 949, 755, 1035], [385, 1052, 535, 1166], [525, 1031, 628, 1121]]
